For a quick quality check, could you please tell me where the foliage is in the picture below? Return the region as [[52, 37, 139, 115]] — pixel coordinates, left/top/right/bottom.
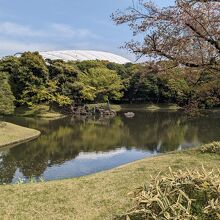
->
[[116, 167, 220, 220], [0, 72, 15, 115], [158, 69, 190, 105], [191, 69, 220, 109], [123, 69, 159, 103], [75, 60, 108, 72], [77, 67, 124, 102], [200, 142, 220, 154]]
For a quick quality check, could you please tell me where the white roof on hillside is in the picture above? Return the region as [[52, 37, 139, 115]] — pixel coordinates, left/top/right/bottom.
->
[[39, 50, 131, 64]]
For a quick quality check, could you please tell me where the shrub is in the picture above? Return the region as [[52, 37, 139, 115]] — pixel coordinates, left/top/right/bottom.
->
[[200, 142, 220, 154], [116, 167, 220, 220]]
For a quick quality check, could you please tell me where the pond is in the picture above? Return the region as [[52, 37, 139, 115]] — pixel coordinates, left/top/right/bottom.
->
[[1, 106, 220, 183]]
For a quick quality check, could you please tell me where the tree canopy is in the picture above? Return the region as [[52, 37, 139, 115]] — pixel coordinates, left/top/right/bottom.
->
[[77, 67, 124, 102]]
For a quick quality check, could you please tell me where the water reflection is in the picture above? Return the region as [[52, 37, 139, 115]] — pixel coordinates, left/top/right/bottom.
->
[[1, 109, 220, 183]]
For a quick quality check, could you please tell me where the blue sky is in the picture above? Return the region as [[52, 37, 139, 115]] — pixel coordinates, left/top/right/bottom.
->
[[0, 0, 173, 60]]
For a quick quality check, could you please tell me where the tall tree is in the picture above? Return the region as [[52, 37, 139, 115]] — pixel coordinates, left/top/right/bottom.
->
[[112, 0, 220, 70]]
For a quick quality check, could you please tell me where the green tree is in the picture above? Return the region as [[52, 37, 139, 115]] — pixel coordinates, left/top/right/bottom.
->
[[47, 60, 80, 103], [189, 68, 220, 109], [0, 72, 15, 115], [77, 67, 124, 102]]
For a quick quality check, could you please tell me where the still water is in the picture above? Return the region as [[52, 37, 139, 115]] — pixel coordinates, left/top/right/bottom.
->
[[1, 107, 220, 183]]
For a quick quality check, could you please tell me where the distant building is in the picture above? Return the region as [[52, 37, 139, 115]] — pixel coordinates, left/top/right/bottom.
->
[[39, 50, 131, 64]]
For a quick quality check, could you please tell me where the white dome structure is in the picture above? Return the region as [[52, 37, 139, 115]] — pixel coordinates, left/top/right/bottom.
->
[[39, 50, 131, 64]]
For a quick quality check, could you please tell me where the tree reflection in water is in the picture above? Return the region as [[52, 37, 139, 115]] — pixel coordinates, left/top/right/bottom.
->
[[1, 110, 220, 183]]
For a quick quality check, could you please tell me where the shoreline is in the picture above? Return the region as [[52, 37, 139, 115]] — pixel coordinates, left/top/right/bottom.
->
[[0, 122, 41, 148]]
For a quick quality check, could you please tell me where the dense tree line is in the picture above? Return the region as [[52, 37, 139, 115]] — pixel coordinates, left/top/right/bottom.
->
[[0, 51, 219, 115]]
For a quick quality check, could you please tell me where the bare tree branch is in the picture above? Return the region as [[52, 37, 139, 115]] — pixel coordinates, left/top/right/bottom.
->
[[112, 0, 220, 69]]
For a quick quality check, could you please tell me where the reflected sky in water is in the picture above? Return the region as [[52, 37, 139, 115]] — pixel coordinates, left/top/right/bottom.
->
[[1, 107, 220, 183]]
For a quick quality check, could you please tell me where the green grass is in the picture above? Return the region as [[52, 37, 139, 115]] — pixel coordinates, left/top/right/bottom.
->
[[15, 105, 66, 119], [87, 103, 122, 112], [0, 122, 41, 148], [0, 148, 219, 219]]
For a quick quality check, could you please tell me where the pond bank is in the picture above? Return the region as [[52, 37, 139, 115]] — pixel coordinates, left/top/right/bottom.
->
[[14, 105, 66, 120], [0, 147, 219, 220], [0, 122, 41, 148]]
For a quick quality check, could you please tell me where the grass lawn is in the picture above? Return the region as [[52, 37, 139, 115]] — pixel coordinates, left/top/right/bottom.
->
[[0, 149, 219, 220], [15, 105, 66, 119], [0, 122, 40, 148]]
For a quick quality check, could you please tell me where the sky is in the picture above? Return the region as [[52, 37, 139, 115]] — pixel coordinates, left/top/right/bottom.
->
[[0, 0, 174, 60]]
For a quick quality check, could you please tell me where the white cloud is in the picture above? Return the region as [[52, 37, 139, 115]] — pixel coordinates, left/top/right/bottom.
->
[[0, 22, 45, 37]]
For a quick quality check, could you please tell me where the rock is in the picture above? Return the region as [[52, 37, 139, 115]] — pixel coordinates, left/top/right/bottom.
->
[[124, 112, 135, 118]]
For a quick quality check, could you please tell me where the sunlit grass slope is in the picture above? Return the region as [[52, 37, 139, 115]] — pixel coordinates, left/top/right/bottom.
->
[[0, 122, 40, 147]]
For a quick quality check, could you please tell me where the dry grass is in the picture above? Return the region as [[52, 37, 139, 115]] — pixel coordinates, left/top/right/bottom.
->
[[200, 142, 220, 154], [117, 167, 220, 220], [0, 122, 40, 147], [0, 149, 219, 220]]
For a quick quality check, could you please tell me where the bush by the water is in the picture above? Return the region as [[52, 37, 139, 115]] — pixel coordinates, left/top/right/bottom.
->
[[116, 167, 220, 220], [200, 142, 220, 154]]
